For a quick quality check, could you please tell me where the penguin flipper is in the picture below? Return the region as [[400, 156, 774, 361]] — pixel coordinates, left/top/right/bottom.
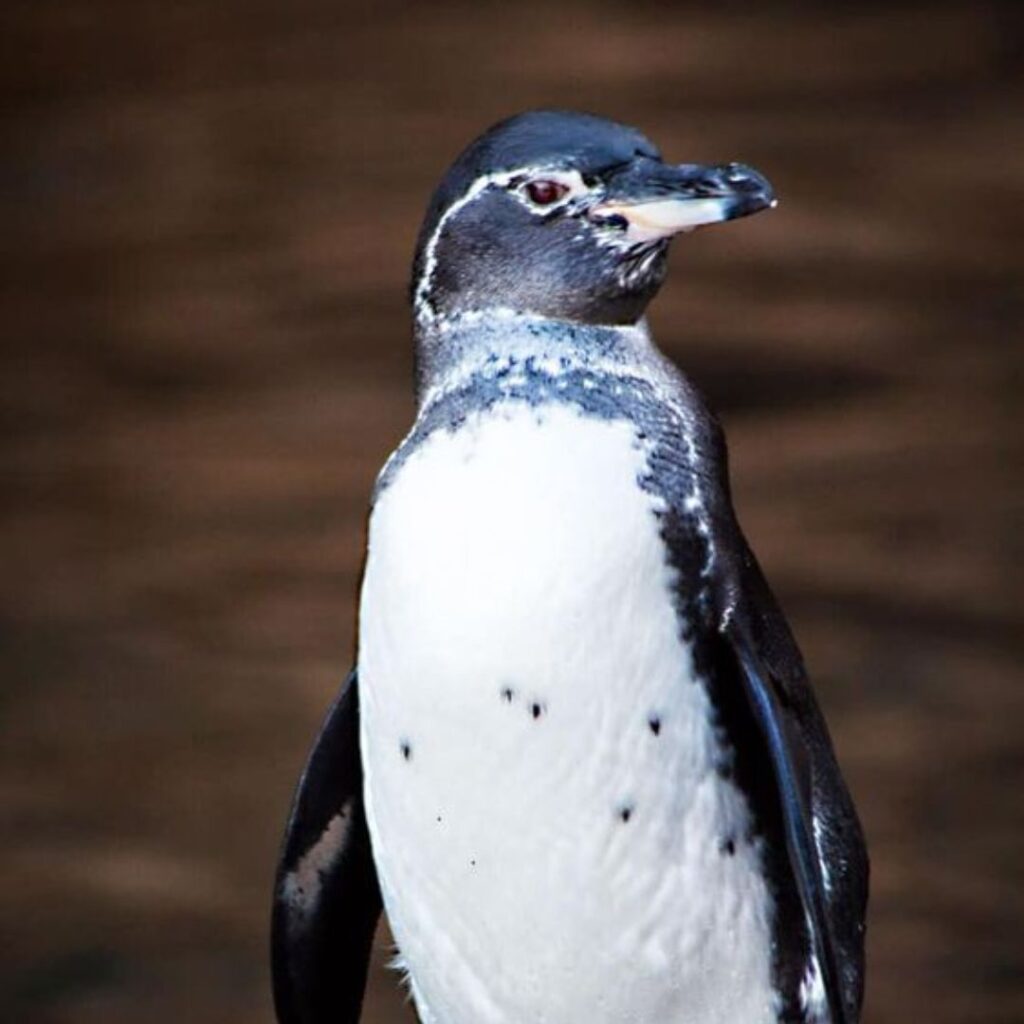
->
[[271, 669, 382, 1024], [720, 548, 867, 1024]]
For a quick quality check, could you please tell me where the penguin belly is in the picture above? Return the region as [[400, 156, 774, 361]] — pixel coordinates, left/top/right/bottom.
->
[[359, 399, 778, 1024]]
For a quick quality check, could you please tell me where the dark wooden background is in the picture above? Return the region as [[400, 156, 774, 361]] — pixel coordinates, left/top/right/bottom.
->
[[2, 2, 1021, 1021]]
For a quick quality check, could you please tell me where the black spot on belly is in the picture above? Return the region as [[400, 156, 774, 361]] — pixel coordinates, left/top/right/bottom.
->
[[501, 686, 515, 703], [721, 837, 736, 856], [400, 741, 412, 761], [648, 714, 662, 736], [619, 804, 634, 823], [530, 702, 545, 720]]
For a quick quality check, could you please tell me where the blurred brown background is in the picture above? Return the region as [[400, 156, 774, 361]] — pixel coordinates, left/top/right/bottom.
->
[[2, 1, 1022, 1022]]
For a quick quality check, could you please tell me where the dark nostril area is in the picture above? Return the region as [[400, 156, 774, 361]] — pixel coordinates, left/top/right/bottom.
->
[[669, 162, 771, 199], [720, 163, 771, 195], [678, 165, 727, 196]]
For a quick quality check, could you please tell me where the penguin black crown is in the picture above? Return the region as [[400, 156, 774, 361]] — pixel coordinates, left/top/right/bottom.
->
[[272, 110, 868, 1024]]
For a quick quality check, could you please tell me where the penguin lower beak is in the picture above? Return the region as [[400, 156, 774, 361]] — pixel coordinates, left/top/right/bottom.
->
[[590, 160, 776, 243]]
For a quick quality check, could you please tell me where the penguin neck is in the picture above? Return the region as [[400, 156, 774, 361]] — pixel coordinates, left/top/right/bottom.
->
[[413, 307, 673, 412]]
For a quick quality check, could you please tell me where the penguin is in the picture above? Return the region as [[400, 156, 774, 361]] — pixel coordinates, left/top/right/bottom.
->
[[271, 109, 868, 1024]]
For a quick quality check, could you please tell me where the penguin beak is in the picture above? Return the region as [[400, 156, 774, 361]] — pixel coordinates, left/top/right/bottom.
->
[[590, 160, 776, 243]]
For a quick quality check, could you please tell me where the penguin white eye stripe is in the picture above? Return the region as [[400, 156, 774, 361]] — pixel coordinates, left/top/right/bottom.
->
[[413, 170, 512, 324], [413, 165, 592, 324]]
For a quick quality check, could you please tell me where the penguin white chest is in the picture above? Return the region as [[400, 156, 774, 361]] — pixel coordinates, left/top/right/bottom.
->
[[359, 400, 778, 1024]]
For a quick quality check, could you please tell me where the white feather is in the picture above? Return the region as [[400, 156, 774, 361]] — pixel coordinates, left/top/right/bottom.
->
[[799, 955, 829, 1023]]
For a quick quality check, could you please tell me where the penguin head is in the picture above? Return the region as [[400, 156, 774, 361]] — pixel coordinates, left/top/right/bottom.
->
[[411, 110, 775, 330]]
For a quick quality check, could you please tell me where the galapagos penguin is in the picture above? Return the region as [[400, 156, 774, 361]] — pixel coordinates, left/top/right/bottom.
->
[[271, 109, 868, 1024]]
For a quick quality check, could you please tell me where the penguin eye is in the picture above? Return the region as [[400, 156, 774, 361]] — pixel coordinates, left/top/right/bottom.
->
[[524, 180, 570, 206]]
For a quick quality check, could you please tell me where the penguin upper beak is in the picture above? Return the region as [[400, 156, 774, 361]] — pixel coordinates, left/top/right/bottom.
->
[[590, 159, 776, 242]]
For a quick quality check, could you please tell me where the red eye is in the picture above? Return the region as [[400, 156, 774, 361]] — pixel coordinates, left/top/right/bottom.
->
[[525, 180, 569, 205]]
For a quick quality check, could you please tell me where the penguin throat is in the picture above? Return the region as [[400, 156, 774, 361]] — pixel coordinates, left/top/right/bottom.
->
[[413, 309, 670, 411]]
